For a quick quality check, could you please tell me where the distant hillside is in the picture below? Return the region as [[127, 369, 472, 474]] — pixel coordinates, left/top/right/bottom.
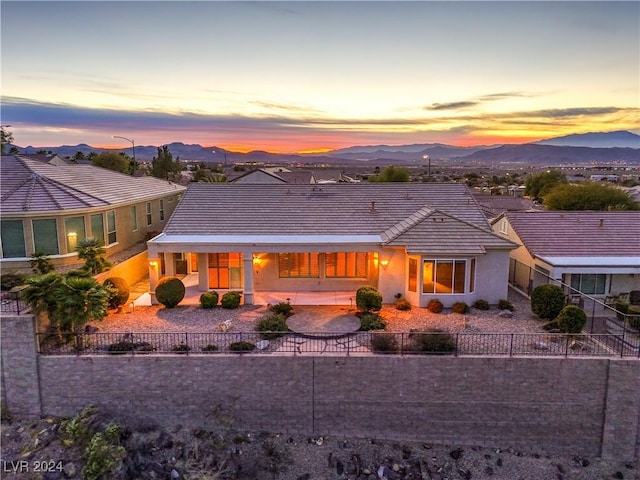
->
[[454, 144, 640, 165], [534, 130, 640, 148], [11, 130, 640, 165]]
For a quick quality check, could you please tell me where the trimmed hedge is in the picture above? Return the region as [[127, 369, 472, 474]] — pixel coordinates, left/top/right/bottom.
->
[[556, 305, 587, 334], [256, 313, 289, 339], [155, 276, 185, 308], [451, 302, 469, 314], [356, 286, 382, 313], [200, 291, 219, 309], [427, 299, 444, 313], [530, 284, 565, 320], [221, 291, 242, 309]]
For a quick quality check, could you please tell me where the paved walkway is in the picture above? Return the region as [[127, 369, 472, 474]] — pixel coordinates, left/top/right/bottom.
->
[[286, 305, 361, 337]]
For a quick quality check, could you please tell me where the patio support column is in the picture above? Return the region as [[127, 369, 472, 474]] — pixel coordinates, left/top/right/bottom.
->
[[197, 253, 208, 292], [164, 252, 175, 277], [243, 255, 254, 304]]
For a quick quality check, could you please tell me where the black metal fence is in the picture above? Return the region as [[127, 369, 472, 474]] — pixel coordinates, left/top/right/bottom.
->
[[0, 288, 29, 315], [37, 330, 640, 358]]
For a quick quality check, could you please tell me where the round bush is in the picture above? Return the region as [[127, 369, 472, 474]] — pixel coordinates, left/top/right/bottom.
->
[[356, 286, 382, 313], [359, 312, 386, 331], [498, 299, 514, 311], [229, 341, 255, 352], [394, 297, 412, 311], [221, 291, 242, 309], [268, 301, 294, 317], [103, 277, 129, 309], [370, 333, 399, 353], [451, 302, 469, 314], [200, 291, 219, 309], [155, 276, 185, 308], [530, 284, 565, 320], [556, 305, 587, 333], [410, 329, 456, 353], [256, 313, 289, 339], [473, 299, 490, 311], [427, 298, 444, 313]]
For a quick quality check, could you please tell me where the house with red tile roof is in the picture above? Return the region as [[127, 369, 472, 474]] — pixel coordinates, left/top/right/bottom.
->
[[147, 183, 517, 307], [491, 211, 640, 297], [0, 155, 186, 272]]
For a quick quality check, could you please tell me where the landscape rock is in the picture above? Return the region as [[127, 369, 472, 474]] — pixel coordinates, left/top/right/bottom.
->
[[498, 309, 513, 318]]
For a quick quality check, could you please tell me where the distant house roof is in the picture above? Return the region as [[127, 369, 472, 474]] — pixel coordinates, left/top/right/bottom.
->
[[495, 211, 640, 259], [17, 153, 70, 165], [0, 155, 186, 215], [472, 193, 537, 220], [228, 168, 315, 184], [156, 183, 516, 254]]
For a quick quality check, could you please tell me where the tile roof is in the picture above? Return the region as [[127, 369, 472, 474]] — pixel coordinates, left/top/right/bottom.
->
[[500, 211, 640, 257], [0, 155, 186, 214], [161, 183, 516, 253]]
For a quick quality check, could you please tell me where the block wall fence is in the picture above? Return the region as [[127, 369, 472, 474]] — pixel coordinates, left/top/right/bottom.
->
[[2, 315, 639, 462]]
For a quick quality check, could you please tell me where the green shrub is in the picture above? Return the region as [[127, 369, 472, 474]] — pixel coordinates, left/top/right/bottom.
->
[[155, 276, 185, 308], [370, 333, 399, 353], [498, 299, 514, 311], [103, 277, 129, 309], [221, 291, 242, 309], [107, 341, 155, 354], [82, 422, 126, 480], [171, 343, 191, 353], [409, 328, 456, 353], [202, 344, 219, 353], [200, 291, 219, 309], [359, 312, 386, 331], [556, 305, 587, 334], [268, 301, 294, 317], [394, 297, 412, 311], [427, 298, 444, 313], [1, 272, 27, 291], [451, 302, 469, 314], [30, 252, 55, 274], [530, 285, 564, 320], [473, 299, 490, 310], [256, 313, 289, 339], [356, 286, 382, 313], [229, 341, 255, 352]]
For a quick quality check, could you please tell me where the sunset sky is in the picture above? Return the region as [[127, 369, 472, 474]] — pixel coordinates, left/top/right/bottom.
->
[[2, 1, 639, 154]]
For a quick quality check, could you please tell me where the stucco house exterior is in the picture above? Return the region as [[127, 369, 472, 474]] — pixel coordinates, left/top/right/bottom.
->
[[147, 183, 517, 307], [491, 211, 640, 298], [0, 155, 186, 272]]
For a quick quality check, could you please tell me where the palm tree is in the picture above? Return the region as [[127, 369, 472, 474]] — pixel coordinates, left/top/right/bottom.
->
[[53, 276, 109, 350], [30, 252, 55, 274], [21, 272, 64, 339], [76, 238, 112, 274]]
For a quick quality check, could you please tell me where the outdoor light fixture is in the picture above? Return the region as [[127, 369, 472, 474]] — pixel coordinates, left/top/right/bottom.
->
[[380, 259, 390, 269], [149, 260, 158, 267]]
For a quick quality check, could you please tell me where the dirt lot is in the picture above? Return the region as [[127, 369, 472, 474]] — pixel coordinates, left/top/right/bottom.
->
[[1, 407, 637, 480]]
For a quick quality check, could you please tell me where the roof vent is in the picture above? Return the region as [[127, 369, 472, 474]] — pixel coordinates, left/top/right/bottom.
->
[[599, 218, 604, 228], [370, 200, 376, 213]]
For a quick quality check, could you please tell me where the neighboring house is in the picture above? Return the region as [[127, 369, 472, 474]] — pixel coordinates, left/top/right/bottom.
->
[[471, 193, 536, 221], [491, 211, 640, 297], [148, 183, 517, 307], [228, 168, 316, 184], [17, 153, 71, 165], [0, 155, 186, 272]]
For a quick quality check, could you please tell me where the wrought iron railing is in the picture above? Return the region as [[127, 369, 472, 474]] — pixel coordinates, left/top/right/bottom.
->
[[36, 330, 640, 358]]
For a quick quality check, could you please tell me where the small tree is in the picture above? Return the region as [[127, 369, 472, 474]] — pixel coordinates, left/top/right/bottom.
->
[[155, 276, 185, 308], [368, 165, 410, 183], [524, 170, 567, 202], [543, 182, 638, 211], [76, 238, 112, 274], [151, 145, 182, 181], [91, 152, 130, 174], [531, 284, 566, 320]]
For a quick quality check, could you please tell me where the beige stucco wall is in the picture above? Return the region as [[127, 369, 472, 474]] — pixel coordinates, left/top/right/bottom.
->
[[1, 193, 181, 274]]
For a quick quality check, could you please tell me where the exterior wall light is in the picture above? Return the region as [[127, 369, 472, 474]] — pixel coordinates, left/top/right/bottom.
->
[[149, 260, 158, 267], [380, 259, 390, 269]]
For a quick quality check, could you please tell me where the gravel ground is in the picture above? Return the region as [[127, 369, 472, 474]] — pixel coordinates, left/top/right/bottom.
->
[[92, 289, 542, 335]]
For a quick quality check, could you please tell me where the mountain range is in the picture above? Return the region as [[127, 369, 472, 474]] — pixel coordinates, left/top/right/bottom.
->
[[12, 130, 640, 166]]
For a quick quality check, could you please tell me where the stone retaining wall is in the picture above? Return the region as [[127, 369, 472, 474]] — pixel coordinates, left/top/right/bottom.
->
[[2, 315, 639, 461]]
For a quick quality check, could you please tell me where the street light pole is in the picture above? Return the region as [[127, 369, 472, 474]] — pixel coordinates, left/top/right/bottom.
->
[[112, 135, 136, 174], [423, 154, 431, 178]]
